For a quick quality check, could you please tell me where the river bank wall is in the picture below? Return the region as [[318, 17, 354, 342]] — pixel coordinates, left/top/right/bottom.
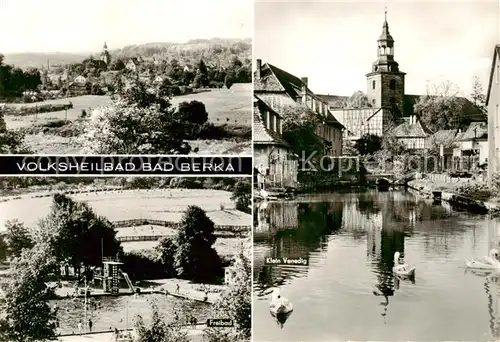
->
[[407, 179, 499, 214]]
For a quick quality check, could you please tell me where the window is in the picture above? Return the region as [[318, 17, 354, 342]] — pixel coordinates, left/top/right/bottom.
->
[[372, 99, 375, 105], [389, 79, 396, 90], [372, 80, 376, 90]]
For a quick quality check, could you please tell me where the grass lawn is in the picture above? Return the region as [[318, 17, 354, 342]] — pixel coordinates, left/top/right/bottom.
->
[[0, 188, 251, 232]]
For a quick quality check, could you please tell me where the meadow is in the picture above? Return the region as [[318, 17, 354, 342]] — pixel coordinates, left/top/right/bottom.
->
[[3, 84, 251, 153], [0, 188, 251, 231], [4, 83, 251, 130], [4, 95, 111, 130]]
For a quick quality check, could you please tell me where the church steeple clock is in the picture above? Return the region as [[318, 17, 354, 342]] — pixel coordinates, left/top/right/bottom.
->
[[366, 9, 406, 117]]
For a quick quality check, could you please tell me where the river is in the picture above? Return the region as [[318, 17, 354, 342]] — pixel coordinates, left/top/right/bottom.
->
[[253, 190, 500, 341]]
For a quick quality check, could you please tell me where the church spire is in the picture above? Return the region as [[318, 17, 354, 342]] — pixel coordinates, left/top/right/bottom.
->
[[103, 42, 108, 50], [370, 8, 400, 73], [379, 8, 393, 42]]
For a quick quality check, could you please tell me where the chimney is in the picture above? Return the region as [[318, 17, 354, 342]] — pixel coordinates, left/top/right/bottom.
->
[[301, 77, 308, 105], [256, 59, 262, 79]]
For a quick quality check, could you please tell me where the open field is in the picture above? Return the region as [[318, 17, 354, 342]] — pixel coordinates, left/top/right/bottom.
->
[[170, 83, 251, 126], [4, 84, 251, 153], [5, 84, 251, 130], [121, 237, 243, 256], [4, 95, 111, 130], [115, 225, 178, 239], [23, 135, 252, 155], [0, 189, 251, 231]]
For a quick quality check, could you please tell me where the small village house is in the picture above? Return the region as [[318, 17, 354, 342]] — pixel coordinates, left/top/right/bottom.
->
[[67, 75, 88, 96], [254, 59, 344, 157], [391, 115, 428, 150], [454, 122, 488, 166], [488, 44, 500, 186], [253, 96, 298, 189], [125, 58, 140, 72]]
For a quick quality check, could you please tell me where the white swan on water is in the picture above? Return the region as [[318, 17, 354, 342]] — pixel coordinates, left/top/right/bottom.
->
[[269, 288, 293, 315], [393, 252, 416, 278], [465, 249, 500, 270]]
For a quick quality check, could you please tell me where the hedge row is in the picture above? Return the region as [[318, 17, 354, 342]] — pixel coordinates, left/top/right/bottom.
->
[[1, 103, 73, 116]]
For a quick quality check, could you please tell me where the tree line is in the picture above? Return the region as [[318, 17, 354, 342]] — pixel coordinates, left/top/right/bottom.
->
[[0, 54, 42, 100]]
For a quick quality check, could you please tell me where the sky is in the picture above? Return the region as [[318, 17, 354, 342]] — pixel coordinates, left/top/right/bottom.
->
[[0, 0, 252, 53], [255, 0, 500, 97]]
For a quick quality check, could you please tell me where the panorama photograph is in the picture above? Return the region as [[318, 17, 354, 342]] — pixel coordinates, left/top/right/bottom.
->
[[253, 0, 500, 341], [0, 176, 251, 342], [0, 0, 252, 155]]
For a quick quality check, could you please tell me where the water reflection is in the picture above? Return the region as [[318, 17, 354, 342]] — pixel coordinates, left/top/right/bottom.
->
[[253, 190, 500, 341], [271, 310, 293, 329], [253, 200, 343, 293]]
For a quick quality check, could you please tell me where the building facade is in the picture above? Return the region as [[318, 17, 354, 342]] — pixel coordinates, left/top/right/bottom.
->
[[254, 60, 344, 157], [488, 45, 500, 186], [253, 96, 298, 189]]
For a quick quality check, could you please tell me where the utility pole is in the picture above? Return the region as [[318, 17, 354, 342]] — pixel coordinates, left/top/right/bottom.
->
[[126, 299, 129, 331], [84, 275, 87, 333]]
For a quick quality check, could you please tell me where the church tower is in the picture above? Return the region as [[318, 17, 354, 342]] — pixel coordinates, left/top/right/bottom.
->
[[366, 10, 406, 117], [100, 42, 111, 65]]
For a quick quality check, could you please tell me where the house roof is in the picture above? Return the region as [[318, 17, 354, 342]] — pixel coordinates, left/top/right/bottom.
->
[[256, 63, 303, 98], [253, 96, 290, 147], [391, 120, 428, 138], [486, 44, 500, 105], [458, 121, 488, 141], [403, 94, 485, 122], [316, 94, 350, 108], [127, 58, 139, 65], [255, 62, 344, 128]]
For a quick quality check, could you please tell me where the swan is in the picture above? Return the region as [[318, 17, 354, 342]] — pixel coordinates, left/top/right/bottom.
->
[[393, 252, 416, 278], [465, 249, 500, 270], [269, 288, 293, 315]]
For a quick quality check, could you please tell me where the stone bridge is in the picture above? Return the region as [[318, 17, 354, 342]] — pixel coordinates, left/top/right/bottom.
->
[[365, 171, 416, 185]]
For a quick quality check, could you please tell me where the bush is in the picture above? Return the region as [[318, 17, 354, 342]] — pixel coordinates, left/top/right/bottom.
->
[[168, 85, 181, 96], [454, 181, 492, 201], [196, 123, 229, 140], [120, 251, 167, 280], [20, 120, 82, 138]]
